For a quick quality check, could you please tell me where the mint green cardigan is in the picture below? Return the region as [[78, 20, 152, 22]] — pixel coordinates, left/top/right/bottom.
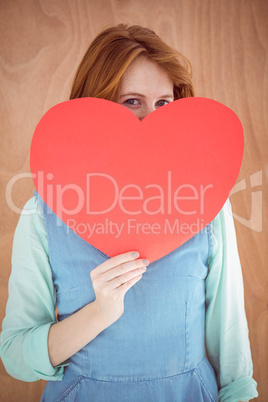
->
[[0, 197, 258, 401]]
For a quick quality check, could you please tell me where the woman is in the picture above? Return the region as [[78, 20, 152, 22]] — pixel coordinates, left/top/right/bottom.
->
[[0, 24, 258, 401]]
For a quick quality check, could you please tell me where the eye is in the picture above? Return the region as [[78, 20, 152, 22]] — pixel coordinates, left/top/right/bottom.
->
[[157, 100, 170, 107], [124, 99, 140, 105]]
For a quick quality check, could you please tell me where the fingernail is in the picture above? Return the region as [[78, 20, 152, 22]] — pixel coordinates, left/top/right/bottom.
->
[[132, 251, 139, 258], [141, 267, 147, 271]]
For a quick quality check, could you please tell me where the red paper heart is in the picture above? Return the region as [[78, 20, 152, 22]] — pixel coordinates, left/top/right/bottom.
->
[[30, 97, 243, 262]]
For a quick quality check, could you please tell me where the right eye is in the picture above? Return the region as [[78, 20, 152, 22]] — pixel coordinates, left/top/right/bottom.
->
[[124, 99, 140, 105]]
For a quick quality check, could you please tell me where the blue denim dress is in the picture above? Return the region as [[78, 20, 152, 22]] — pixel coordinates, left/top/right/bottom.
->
[[35, 191, 218, 402]]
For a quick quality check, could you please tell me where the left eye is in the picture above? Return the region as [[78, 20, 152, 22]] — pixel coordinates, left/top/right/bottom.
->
[[157, 100, 169, 107]]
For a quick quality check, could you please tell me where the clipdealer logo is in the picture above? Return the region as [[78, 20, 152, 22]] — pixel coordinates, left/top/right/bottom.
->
[[5, 170, 263, 234], [228, 170, 263, 232]]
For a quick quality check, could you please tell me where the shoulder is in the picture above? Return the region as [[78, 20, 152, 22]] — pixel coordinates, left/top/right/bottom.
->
[[208, 198, 236, 265], [211, 198, 235, 239], [211, 197, 233, 228], [12, 194, 48, 256]]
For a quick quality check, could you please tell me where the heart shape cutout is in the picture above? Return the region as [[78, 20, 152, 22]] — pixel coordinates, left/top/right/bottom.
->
[[30, 97, 243, 262]]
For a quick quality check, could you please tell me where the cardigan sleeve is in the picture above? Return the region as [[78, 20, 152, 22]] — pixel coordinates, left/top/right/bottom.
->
[[205, 198, 258, 401], [0, 196, 69, 382]]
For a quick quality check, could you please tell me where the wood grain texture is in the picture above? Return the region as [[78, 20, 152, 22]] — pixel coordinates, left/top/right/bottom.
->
[[0, 0, 267, 400]]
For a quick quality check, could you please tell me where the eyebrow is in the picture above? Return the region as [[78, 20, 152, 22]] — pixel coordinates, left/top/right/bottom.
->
[[119, 92, 174, 99]]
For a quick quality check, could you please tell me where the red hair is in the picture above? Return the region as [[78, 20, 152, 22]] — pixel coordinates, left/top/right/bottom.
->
[[70, 24, 195, 101]]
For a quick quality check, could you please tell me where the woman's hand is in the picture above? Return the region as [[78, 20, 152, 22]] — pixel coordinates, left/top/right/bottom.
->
[[90, 251, 149, 327]]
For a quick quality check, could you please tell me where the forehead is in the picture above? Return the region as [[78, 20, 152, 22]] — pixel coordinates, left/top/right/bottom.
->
[[119, 56, 174, 94]]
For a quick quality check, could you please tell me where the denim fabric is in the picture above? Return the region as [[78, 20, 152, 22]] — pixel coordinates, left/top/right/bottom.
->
[[35, 191, 218, 402]]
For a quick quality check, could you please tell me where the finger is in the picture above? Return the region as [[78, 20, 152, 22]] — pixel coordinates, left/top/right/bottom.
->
[[93, 251, 140, 275], [117, 274, 143, 296], [103, 258, 149, 282], [108, 266, 146, 291], [118, 265, 147, 285]]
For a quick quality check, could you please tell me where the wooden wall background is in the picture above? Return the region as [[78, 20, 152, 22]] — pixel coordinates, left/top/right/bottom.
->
[[0, 0, 267, 400]]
